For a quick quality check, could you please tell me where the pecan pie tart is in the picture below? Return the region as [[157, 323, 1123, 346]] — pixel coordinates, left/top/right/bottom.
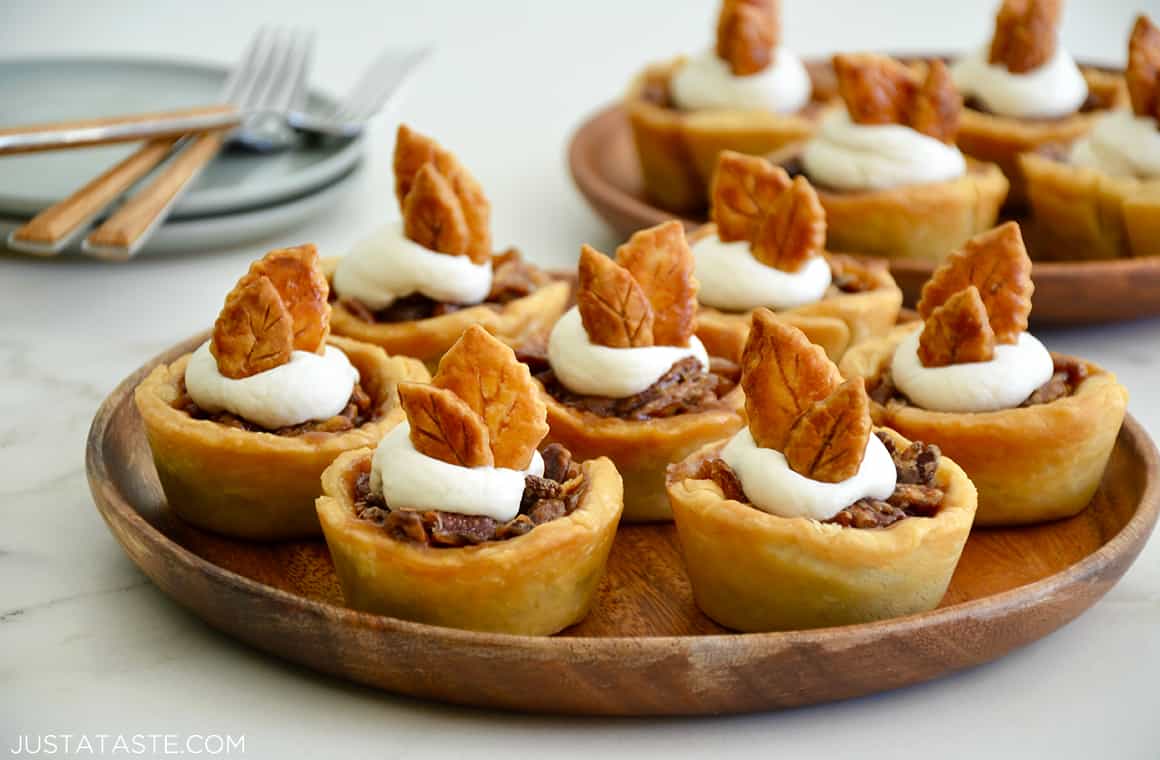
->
[[326, 125, 569, 367], [626, 0, 829, 213], [839, 223, 1128, 525], [666, 310, 977, 631], [316, 326, 622, 635], [134, 245, 428, 539], [1021, 15, 1160, 260], [951, 0, 1128, 207], [690, 150, 902, 362], [531, 222, 745, 522], [770, 53, 1009, 262]]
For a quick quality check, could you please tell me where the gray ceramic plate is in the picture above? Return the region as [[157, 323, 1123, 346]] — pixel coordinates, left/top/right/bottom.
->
[[0, 56, 364, 218]]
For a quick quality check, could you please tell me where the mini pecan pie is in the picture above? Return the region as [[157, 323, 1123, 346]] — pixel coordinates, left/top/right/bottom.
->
[[626, 0, 831, 213], [134, 245, 429, 539], [839, 223, 1128, 525], [533, 222, 745, 522], [1021, 16, 1160, 260], [665, 310, 977, 631], [690, 151, 902, 362], [327, 125, 569, 368], [316, 326, 623, 635], [770, 54, 1009, 263]]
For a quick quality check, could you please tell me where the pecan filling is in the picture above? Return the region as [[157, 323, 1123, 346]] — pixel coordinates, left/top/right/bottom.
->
[[537, 356, 735, 421], [175, 380, 377, 437], [336, 252, 552, 325], [352, 443, 585, 546], [697, 431, 944, 529], [869, 354, 1088, 408]]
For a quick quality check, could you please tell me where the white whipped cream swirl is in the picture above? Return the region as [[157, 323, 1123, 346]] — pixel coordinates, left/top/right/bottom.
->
[[692, 232, 831, 311], [547, 307, 710, 398], [802, 109, 967, 191], [1070, 109, 1160, 179], [951, 46, 1088, 119], [670, 46, 811, 113], [333, 220, 492, 310], [890, 328, 1054, 413], [370, 423, 545, 522], [719, 427, 897, 521], [184, 341, 359, 430]]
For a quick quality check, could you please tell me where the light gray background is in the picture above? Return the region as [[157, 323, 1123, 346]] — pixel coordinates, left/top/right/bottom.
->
[[1, 1, 1157, 758]]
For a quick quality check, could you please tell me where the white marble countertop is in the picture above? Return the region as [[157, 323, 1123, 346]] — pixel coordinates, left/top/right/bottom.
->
[[2, 0, 1158, 757]]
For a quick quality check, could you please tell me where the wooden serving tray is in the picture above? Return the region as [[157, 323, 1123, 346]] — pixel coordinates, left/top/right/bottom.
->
[[568, 102, 1160, 325], [86, 335, 1160, 715]]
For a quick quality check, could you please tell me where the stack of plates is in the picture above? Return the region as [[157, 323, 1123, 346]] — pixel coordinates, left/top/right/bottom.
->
[[0, 57, 365, 257]]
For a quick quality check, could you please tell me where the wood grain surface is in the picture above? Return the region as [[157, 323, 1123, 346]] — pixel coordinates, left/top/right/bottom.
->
[[86, 334, 1160, 715]]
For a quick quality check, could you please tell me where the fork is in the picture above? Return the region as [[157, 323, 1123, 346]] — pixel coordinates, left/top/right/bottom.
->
[[81, 27, 313, 260], [7, 28, 311, 257], [0, 46, 430, 156]]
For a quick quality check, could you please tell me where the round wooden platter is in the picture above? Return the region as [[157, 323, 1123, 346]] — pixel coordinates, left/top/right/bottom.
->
[[87, 335, 1160, 716], [568, 101, 1160, 325]]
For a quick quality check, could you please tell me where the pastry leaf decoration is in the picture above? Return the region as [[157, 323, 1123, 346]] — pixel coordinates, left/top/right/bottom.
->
[[433, 325, 548, 469], [917, 222, 1034, 346], [244, 244, 330, 354], [614, 220, 698, 346], [397, 382, 494, 468], [394, 124, 491, 264], [211, 275, 295, 380], [833, 54, 962, 142], [710, 151, 824, 272], [783, 378, 872, 483], [715, 0, 779, 76], [906, 60, 962, 144], [1127, 14, 1160, 121], [577, 244, 655, 348], [917, 286, 997, 367], [741, 308, 842, 451], [988, 0, 1062, 75], [402, 164, 472, 258]]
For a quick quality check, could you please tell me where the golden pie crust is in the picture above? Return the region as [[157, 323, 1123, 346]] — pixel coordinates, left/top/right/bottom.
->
[[665, 428, 977, 631], [322, 257, 571, 369], [771, 146, 1010, 262], [839, 325, 1128, 525], [316, 450, 623, 635], [957, 68, 1128, 206], [1020, 151, 1160, 260], [626, 57, 829, 214], [134, 336, 429, 540], [540, 381, 745, 522], [689, 225, 902, 362]]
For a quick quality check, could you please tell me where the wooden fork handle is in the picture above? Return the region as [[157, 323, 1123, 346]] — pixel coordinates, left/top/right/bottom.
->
[[0, 104, 238, 156], [10, 138, 179, 251], [84, 130, 228, 259]]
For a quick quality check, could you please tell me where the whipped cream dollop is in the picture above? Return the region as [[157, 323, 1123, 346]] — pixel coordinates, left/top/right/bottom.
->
[[801, 109, 967, 191], [1070, 109, 1160, 179], [184, 341, 359, 429], [719, 426, 897, 521], [332, 220, 492, 310], [951, 45, 1088, 119], [370, 423, 545, 522], [547, 307, 710, 398], [693, 233, 831, 311], [670, 46, 811, 113], [890, 328, 1054, 413]]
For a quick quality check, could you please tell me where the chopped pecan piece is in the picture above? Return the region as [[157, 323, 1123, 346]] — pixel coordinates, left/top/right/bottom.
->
[[541, 442, 581, 483], [826, 499, 907, 528], [694, 457, 748, 502], [887, 483, 943, 516]]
